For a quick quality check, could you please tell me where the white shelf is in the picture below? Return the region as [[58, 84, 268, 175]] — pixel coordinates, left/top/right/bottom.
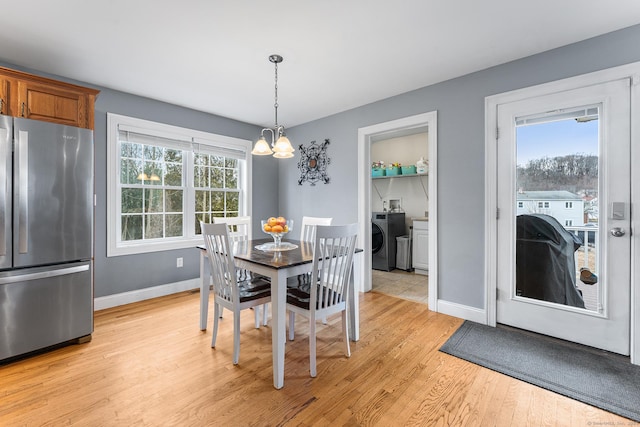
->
[[372, 173, 428, 180]]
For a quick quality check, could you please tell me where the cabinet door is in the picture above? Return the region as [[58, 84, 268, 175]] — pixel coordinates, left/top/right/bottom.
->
[[0, 76, 9, 115], [17, 81, 88, 128], [413, 228, 429, 271]]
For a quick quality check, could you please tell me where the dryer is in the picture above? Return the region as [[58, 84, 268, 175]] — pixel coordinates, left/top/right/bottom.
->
[[372, 212, 406, 271]]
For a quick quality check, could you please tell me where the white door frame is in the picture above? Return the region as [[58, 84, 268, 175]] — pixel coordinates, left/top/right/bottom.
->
[[485, 62, 640, 364], [357, 111, 438, 310]]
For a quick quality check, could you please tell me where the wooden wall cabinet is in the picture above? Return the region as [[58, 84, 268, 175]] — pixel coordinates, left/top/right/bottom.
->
[[0, 66, 99, 129]]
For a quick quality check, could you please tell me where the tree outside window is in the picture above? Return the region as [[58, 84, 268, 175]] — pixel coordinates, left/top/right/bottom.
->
[[120, 142, 185, 242], [194, 154, 240, 235]]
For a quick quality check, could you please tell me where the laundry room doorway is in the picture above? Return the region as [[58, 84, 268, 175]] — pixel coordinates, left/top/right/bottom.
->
[[357, 111, 438, 310]]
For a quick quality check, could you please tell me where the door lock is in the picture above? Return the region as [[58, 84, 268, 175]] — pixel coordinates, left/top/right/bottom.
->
[[610, 227, 626, 237]]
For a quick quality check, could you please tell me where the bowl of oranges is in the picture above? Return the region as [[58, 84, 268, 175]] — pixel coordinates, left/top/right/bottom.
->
[[261, 216, 293, 247]]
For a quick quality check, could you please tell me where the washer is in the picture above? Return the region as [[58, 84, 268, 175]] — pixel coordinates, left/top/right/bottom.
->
[[372, 212, 406, 271]]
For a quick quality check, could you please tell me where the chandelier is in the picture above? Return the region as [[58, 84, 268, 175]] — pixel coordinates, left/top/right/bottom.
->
[[251, 54, 295, 158]]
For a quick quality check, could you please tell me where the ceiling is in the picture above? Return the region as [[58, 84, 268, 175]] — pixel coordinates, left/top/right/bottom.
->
[[3, 1, 640, 128]]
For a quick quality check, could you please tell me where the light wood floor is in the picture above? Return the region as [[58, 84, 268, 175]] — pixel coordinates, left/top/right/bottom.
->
[[0, 291, 631, 426]]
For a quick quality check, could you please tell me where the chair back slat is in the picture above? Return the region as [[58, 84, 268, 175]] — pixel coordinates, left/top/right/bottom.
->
[[311, 223, 358, 311], [201, 222, 239, 306], [213, 216, 252, 281], [214, 216, 252, 243], [300, 216, 332, 243]]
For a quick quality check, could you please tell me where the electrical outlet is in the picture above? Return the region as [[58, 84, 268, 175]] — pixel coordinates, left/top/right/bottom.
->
[[176, 257, 183, 268]]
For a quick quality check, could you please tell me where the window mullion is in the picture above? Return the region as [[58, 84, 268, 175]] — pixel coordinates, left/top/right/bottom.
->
[[185, 149, 195, 238]]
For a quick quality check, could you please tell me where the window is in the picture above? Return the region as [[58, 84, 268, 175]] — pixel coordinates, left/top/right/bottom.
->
[[565, 220, 573, 227], [517, 201, 524, 208], [193, 153, 241, 234], [119, 136, 185, 242], [107, 113, 252, 256], [566, 201, 573, 209]]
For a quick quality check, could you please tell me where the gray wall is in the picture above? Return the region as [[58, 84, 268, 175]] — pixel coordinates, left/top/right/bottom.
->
[[93, 90, 278, 297], [282, 24, 640, 309]]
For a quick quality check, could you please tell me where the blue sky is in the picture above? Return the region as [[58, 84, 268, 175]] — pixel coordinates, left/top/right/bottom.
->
[[516, 119, 599, 166]]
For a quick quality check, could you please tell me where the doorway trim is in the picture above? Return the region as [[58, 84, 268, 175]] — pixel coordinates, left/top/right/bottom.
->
[[485, 62, 640, 364], [357, 111, 438, 310]]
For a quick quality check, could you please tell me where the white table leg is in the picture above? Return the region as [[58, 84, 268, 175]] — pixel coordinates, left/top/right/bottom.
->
[[199, 250, 209, 331], [349, 252, 362, 341], [271, 271, 287, 389]]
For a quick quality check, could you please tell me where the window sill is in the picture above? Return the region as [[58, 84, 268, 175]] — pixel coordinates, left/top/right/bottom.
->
[[108, 237, 204, 257]]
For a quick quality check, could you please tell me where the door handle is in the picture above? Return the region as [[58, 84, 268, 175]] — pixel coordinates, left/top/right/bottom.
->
[[0, 126, 7, 256], [0, 264, 90, 285], [17, 130, 28, 253], [610, 227, 626, 237]]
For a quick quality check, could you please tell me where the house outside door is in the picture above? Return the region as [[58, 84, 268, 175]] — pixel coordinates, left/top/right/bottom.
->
[[487, 72, 636, 357]]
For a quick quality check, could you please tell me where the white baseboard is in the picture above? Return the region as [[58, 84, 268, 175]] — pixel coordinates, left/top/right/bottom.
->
[[436, 299, 486, 324], [94, 278, 200, 311]]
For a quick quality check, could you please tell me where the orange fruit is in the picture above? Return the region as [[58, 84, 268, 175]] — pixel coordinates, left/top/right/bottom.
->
[[272, 224, 283, 233], [268, 217, 277, 227], [263, 224, 272, 232]]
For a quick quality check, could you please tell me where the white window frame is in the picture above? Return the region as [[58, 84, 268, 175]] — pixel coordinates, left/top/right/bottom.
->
[[566, 201, 573, 209], [107, 113, 252, 256], [517, 201, 524, 208], [565, 219, 573, 227]]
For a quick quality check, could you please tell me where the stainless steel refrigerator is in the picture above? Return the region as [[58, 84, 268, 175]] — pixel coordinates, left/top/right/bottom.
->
[[0, 115, 93, 362]]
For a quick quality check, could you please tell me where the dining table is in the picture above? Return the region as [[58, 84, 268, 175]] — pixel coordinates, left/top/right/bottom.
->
[[198, 238, 361, 389]]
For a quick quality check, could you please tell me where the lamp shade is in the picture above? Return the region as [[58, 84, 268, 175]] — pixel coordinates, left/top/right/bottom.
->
[[273, 150, 294, 159], [251, 137, 273, 155], [272, 135, 294, 156]]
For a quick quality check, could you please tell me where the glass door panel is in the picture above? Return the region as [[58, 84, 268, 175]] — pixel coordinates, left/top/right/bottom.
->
[[515, 107, 600, 313]]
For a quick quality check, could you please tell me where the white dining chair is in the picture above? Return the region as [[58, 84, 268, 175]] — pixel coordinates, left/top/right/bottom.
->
[[201, 222, 271, 365], [213, 216, 268, 326], [300, 216, 333, 242], [214, 216, 252, 244], [295, 216, 333, 324], [286, 223, 358, 377]]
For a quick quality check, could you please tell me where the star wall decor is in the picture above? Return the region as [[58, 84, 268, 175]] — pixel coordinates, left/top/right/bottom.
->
[[297, 139, 331, 186]]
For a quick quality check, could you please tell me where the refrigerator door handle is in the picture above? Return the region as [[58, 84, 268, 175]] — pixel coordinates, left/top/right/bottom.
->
[[0, 125, 7, 256], [0, 264, 90, 285], [17, 129, 28, 254]]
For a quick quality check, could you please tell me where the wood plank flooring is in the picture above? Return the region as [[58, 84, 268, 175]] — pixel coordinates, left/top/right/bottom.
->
[[0, 291, 631, 426]]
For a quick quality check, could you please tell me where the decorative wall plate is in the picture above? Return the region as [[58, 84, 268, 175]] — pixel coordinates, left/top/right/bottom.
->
[[298, 139, 330, 186]]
